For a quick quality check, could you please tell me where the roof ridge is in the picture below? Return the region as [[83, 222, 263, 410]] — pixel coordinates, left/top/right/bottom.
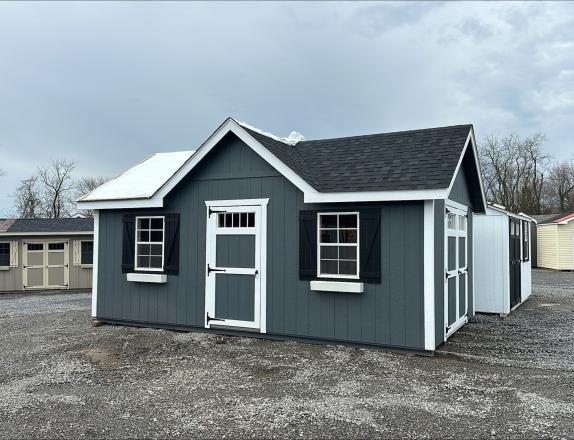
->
[[298, 124, 473, 145]]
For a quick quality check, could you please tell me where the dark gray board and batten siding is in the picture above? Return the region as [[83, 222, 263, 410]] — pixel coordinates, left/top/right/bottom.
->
[[97, 133, 426, 350]]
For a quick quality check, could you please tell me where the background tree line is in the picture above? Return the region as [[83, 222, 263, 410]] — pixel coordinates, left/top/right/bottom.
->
[[479, 134, 574, 214], [12, 159, 107, 218]]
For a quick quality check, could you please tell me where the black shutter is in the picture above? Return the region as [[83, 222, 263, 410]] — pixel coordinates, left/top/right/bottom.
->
[[164, 213, 180, 275], [121, 214, 136, 273], [299, 210, 317, 280], [359, 208, 381, 283]]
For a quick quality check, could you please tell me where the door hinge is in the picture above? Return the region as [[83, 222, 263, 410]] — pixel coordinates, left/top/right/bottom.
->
[[206, 312, 224, 324], [208, 207, 226, 217], [207, 264, 226, 276]]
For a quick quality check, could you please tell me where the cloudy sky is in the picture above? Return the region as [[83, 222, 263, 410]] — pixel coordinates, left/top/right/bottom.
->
[[1, 1, 573, 216]]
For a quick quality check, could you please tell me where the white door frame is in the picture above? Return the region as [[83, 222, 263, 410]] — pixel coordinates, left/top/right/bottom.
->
[[444, 201, 468, 339], [204, 198, 268, 333]]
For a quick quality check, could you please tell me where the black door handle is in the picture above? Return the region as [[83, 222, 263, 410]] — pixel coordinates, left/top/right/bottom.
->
[[207, 264, 226, 276]]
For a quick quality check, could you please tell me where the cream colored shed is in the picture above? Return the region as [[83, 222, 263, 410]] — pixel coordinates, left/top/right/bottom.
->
[[0, 218, 93, 292], [536, 213, 574, 270]]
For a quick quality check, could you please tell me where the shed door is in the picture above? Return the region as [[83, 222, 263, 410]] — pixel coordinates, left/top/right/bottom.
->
[[23, 242, 45, 289], [445, 204, 468, 338], [509, 218, 522, 308], [23, 241, 69, 290], [205, 203, 265, 331]]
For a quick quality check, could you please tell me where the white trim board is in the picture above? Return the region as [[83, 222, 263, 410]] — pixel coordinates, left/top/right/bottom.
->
[[0, 231, 93, 237], [445, 127, 487, 212], [78, 117, 467, 210], [91, 211, 99, 317], [423, 200, 435, 350]]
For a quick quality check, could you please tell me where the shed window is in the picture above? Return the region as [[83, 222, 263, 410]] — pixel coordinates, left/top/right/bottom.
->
[[81, 241, 93, 265], [317, 213, 359, 278], [135, 216, 164, 271], [0, 242, 9, 267], [218, 212, 255, 228]]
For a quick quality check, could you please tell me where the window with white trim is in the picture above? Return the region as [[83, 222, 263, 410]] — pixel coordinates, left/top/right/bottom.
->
[[81, 240, 93, 265], [135, 216, 164, 271], [318, 212, 359, 278], [0, 242, 9, 267]]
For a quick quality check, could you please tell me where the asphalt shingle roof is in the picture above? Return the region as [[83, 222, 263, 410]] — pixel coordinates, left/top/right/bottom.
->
[[242, 124, 473, 192], [535, 213, 574, 225], [2, 218, 93, 233]]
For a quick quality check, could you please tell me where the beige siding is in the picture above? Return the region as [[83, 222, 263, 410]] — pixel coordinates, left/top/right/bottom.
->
[[0, 234, 93, 292], [557, 221, 574, 270], [537, 225, 559, 269]]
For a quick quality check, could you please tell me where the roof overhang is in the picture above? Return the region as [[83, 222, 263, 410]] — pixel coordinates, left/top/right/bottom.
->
[[445, 127, 488, 212], [485, 204, 537, 222], [79, 117, 469, 210]]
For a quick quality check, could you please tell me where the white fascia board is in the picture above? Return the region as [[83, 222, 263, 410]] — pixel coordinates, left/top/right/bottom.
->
[[304, 189, 447, 204], [77, 198, 164, 210], [91, 211, 99, 317], [0, 231, 93, 237], [155, 118, 317, 201], [487, 205, 535, 222], [446, 127, 488, 211]]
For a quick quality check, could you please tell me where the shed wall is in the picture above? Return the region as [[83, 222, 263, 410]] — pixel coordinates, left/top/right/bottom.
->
[[0, 235, 92, 292], [557, 222, 574, 270], [537, 225, 559, 270], [96, 133, 427, 350]]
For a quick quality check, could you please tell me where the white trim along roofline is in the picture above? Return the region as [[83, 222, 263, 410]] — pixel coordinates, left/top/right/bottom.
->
[[486, 204, 537, 222], [445, 127, 488, 211], [77, 118, 478, 210], [0, 231, 93, 237]]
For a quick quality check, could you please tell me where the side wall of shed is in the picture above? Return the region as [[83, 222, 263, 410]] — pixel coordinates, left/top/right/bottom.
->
[[557, 222, 574, 270], [96, 133, 427, 350], [537, 225, 559, 270]]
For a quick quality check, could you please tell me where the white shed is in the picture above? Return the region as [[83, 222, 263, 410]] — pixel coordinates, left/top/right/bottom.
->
[[474, 205, 536, 315]]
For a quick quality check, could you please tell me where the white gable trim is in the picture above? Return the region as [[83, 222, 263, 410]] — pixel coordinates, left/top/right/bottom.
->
[[154, 118, 319, 201], [445, 127, 488, 210], [80, 118, 471, 209]]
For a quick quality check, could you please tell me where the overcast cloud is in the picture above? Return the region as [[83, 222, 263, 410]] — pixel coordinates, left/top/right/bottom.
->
[[1, 1, 573, 216]]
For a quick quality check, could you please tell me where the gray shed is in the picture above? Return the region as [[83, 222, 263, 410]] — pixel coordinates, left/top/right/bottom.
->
[[0, 218, 94, 291], [78, 118, 487, 352]]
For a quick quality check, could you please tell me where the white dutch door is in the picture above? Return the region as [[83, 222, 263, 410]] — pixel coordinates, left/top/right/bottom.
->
[[444, 203, 468, 338], [204, 200, 267, 332], [23, 241, 69, 289]]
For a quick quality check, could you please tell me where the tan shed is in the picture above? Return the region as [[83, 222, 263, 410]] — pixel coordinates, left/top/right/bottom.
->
[[535, 213, 574, 271], [0, 218, 93, 292]]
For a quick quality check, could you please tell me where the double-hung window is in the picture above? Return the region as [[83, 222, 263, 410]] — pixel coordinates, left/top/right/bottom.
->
[[135, 216, 165, 271], [318, 212, 359, 278], [0, 242, 9, 267]]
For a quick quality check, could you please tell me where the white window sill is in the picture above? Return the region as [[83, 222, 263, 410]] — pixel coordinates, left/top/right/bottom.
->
[[80, 264, 93, 269], [310, 280, 364, 293], [0, 266, 10, 271], [127, 273, 167, 284]]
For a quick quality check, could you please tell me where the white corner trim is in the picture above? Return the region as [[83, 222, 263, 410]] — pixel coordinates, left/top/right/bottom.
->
[[310, 280, 364, 293], [127, 273, 167, 283], [91, 211, 99, 318], [423, 200, 435, 350]]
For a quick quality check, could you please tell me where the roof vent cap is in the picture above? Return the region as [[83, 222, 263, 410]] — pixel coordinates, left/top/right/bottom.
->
[[284, 131, 305, 145]]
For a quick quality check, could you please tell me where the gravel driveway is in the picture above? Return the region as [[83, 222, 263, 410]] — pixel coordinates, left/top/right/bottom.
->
[[1, 270, 573, 439]]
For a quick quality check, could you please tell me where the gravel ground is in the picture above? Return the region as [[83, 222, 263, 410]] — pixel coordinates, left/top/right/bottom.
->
[[1, 270, 573, 439]]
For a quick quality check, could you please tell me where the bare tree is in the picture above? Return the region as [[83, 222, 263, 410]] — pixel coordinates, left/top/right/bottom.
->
[[14, 176, 43, 218], [38, 159, 76, 218], [547, 161, 574, 212], [75, 176, 109, 217], [479, 133, 549, 214]]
